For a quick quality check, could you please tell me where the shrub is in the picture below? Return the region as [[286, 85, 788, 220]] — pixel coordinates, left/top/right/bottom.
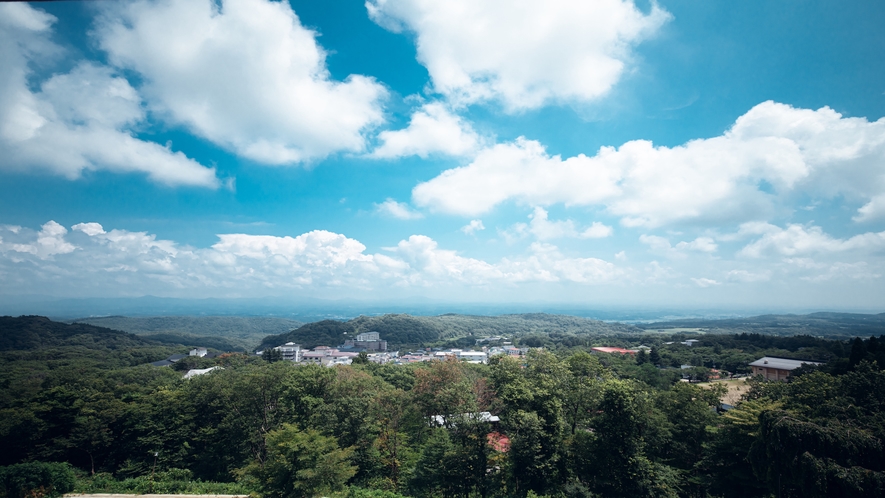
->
[[0, 462, 75, 498]]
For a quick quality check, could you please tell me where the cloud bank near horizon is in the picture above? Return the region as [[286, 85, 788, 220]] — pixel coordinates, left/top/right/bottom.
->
[[1, 220, 882, 307]]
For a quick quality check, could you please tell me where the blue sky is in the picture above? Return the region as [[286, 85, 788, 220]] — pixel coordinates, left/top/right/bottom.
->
[[1, 0, 884, 310]]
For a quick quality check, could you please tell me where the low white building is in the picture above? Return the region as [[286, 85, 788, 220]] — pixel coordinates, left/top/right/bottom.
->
[[457, 351, 488, 364], [189, 347, 208, 357], [301, 348, 359, 366]]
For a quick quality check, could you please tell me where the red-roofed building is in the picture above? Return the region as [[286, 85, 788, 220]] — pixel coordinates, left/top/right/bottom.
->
[[591, 347, 636, 355]]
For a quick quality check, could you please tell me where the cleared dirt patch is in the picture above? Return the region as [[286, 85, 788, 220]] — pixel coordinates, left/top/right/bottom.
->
[[697, 378, 749, 406]]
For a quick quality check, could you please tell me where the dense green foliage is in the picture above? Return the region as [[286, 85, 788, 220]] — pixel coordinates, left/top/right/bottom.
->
[[0, 316, 156, 351], [75, 469, 250, 495], [5, 315, 885, 497], [0, 462, 75, 498]]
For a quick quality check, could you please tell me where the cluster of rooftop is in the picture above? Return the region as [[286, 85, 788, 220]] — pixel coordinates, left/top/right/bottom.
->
[[266, 333, 531, 366], [397, 345, 529, 365], [273, 343, 359, 367]]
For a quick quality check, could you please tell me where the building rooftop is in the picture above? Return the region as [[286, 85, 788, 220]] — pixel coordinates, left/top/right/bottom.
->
[[749, 356, 823, 370], [591, 347, 636, 355]]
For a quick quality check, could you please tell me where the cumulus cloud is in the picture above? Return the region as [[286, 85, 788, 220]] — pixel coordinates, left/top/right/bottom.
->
[[10, 221, 76, 258], [96, 0, 387, 164], [387, 235, 501, 284], [370, 102, 480, 158], [413, 138, 620, 216], [461, 220, 485, 235], [412, 102, 885, 227], [375, 199, 424, 220], [2, 221, 884, 303], [738, 223, 885, 258], [855, 194, 885, 222], [0, 4, 218, 187], [72, 223, 107, 237], [0, 221, 627, 297], [386, 237, 622, 285], [507, 207, 613, 241], [367, 0, 669, 110]]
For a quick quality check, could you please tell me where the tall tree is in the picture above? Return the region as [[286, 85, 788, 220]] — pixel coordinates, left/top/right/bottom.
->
[[244, 423, 356, 498]]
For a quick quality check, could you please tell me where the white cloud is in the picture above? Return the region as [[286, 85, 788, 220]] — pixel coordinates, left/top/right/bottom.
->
[[691, 277, 720, 288], [726, 269, 770, 283], [675, 237, 717, 253], [0, 4, 218, 187], [640, 234, 717, 258], [516, 207, 613, 240], [855, 194, 885, 222], [375, 199, 424, 220], [387, 235, 501, 284], [97, 0, 387, 164], [367, 0, 670, 110], [0, 220, 627, 297], [371, 102, 480, 158], [9, 221, 76, 258], [2, 221, 884, 305], [739, 223, 885, 258], [412, 102, 885, 227], [508, 243, 622, 283], [461, 220, 485, 235], [413, 138, 620, 216], [72, 223, 107, 237], [387, 238, 622, 285]]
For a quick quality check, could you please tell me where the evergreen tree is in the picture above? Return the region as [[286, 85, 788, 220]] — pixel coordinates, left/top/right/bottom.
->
[[849, 337, 867, 368], [262, 348, 283, 363], [649, 347, 661, 366]]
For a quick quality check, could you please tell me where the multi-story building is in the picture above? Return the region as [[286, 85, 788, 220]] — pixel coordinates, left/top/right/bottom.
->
[[343, 331, 388, 351], [276, 342, 302, 362]]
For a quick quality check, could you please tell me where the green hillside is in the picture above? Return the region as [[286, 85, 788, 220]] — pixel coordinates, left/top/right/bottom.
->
[[72, 315, 302, 350], [641, 312, 885, 337], [0, 315, 156, 351], [258, 313, 641, 350], [0, 316, 180, 391]]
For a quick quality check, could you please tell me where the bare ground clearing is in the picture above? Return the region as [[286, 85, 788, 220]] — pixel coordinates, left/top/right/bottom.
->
[[697, 378, 748, 406]]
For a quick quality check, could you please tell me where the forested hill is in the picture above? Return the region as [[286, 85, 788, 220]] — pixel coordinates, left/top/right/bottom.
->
[[0, 315, 155, 351], [258, 313, 641, 350], [71, 315, 302, 351], [641, 311, 885, 338]]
